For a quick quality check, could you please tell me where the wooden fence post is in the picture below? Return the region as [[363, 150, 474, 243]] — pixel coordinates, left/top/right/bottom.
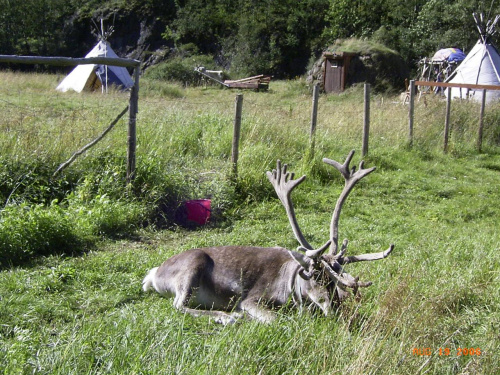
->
[[309, 84, 320, 157], [231, 94, 243, 178], [127, 66, 140, 184], [408, 80, 415, 147], [362, 83, 370, 157], [443, 87, 451, 153], [478, 89, 486, 152]]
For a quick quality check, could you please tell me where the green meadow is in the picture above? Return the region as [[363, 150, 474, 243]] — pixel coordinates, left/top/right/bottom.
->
[[1, 71, 499, 374]]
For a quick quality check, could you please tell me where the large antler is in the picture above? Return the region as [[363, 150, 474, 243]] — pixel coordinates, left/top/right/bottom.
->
[[323, 150, 394, 261], [267, 151, 394, 302], [266, 160, 313, 250], [323, 150, 375, 255]]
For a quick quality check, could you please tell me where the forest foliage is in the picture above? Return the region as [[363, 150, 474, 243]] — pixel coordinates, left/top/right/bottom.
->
[[1, 0, 500, 77]]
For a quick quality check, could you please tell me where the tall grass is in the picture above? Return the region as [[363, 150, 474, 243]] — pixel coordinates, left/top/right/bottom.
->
[[0, 71, 499, 374]]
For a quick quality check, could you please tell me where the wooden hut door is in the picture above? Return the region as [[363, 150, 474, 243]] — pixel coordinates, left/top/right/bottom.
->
[[325, 58, 343, 93]]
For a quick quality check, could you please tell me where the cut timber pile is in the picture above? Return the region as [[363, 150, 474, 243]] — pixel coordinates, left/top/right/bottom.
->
[[195, 67, 272, 90], [224, 75, 272, 90]]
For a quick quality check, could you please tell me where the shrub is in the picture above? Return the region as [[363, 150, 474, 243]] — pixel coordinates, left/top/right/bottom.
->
[[0, 202, 81, 267], [66, 193, 148, 238], [0, 195, 149, 268], [145, 54, 219, 86], [0, 155, 79, 206]]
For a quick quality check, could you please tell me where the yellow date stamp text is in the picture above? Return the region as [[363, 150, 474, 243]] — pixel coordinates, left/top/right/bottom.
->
[[412, 347, 481, 356]]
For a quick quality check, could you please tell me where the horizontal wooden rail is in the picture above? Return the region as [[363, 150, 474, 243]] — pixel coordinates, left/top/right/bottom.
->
[[415, 80, 500, 91], [1, 53, 141, 184], [0, 55, 140, 68]]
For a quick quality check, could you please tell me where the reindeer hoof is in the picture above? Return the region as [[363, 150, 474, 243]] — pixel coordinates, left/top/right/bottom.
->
[[214, 314, 237, 325]]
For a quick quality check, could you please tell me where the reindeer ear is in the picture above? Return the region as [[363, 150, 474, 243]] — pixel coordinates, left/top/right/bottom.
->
[[288, 250, 313, 270]]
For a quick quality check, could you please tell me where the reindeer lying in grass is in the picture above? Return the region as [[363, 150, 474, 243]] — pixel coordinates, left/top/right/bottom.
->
[[143, 150, 394, 323]]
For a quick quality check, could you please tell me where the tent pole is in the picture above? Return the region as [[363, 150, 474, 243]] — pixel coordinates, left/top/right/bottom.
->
[[101, 18, 108, 94]]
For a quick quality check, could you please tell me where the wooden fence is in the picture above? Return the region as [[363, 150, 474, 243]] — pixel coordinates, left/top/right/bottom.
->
[[0, 54, 141, 183], [293, 80, 499, 159], [409, 80, 500, 152], [2, 65, 498, 182]]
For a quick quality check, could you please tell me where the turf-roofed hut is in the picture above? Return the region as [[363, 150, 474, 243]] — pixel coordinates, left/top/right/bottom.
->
[[307, 38, 408, 94]]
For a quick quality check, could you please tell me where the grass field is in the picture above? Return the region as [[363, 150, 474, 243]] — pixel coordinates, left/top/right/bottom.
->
[[0, 71, 499, 374]]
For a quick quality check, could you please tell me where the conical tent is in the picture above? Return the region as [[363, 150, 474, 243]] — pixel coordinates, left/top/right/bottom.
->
[[446, 14, 500, 103], [56, 41, 134, 93], [446, 41, 500, 102]]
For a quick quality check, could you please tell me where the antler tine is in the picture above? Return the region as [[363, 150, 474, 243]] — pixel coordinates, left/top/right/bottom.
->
[[323, 150, 376, 182], [323, 150, 376, 255], [323, 149, 354, 179], [332, 239, 348, 260], [340, 244, 395, 265], [321, 260, 373, 293], [297, 240, 331, 259], [320, 260, 359, 289], [267, 160, 312, 250]]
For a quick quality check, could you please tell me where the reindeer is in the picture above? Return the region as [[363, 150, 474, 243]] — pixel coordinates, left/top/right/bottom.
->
[[143, 150, 394, 323]]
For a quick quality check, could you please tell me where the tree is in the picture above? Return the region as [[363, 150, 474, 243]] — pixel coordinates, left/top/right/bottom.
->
[[224, 0, 329, 77], [411, 0, 500, 58], [172, 0, 238, 55], [0, 0, 76, 56], [2, 0, 500, 78]]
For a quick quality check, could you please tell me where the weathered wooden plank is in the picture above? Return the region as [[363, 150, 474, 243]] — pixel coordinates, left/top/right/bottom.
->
[[415, 80, 500, 91], [225, 75, 267, 83], [225, 81, 260, 89], [0, 55, 140, 68]]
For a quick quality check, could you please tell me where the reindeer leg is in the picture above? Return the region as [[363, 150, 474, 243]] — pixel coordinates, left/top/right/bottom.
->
[[172, 289, 240, 324], [171, 276, 241, 325], [239, 299, 277, 323], [178, 305, 240, 325]]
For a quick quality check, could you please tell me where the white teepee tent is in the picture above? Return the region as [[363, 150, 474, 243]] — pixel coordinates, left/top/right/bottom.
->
[[446, 14, 500, 103], [56, 40, 134, 93]]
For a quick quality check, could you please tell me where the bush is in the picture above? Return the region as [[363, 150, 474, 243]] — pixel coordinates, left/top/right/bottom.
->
[[0, 155, 78, 206], [67, 194, 148, 238], [0, 195, 149, 268], [0, 158, 150, 267], [145, 54, 219, 86], [0, 202, 81, 267]]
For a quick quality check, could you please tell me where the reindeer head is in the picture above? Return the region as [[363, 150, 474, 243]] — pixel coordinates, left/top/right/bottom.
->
[[267, 150, 394, 305]]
